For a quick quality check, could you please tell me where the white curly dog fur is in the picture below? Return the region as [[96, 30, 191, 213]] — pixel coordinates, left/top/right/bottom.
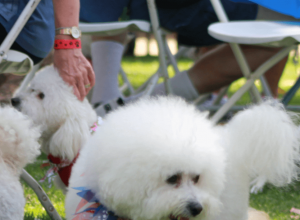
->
[[0, 106, 40, 220], [13, 65, 97, 191], [64, 97, 300, 220], [14, 65, 300, 220]]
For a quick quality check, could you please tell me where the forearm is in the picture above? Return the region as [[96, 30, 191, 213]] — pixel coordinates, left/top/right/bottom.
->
[[52, 0, 95, 101], [52, 0, 80, 39]]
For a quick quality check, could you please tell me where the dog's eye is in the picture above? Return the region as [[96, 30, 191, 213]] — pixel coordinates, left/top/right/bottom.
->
[[192, 175, 200, 184], [38, 92, 45, 100], [166, 174, 181, 185], [31, 89, 35, 92]]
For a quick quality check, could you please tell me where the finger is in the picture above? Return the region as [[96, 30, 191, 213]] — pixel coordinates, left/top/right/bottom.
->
[[82, 71, 90, 93], [85, 86, 92, 95], [77, 78, 86, 101], [87, 64, 95, 88], [73, 83, 81, 100]]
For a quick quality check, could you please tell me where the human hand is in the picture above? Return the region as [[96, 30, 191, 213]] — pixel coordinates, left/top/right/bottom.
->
[[53, 48, 95, 101]]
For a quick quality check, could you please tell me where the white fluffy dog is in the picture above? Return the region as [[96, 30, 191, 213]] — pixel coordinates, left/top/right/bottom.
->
[[13, 65, 97, 191], [65, 97, 300, 220], [13, 65, 300, 220], [0, 106, 40, 220]]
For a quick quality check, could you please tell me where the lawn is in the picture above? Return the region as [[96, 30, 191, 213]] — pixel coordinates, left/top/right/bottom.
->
[[23, 54, 300, 219]]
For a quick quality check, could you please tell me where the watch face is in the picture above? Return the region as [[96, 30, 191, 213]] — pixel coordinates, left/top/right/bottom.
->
[[71, 26, 81, 39]]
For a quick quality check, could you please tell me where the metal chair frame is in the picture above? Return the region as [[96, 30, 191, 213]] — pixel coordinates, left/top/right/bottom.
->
[[207, 0, 300, 123]]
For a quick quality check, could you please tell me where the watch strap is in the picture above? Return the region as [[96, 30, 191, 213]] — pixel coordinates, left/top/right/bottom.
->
[[55, 26, 81, 39], [55, 28, 72, 36], [54, 39, 81, 49]]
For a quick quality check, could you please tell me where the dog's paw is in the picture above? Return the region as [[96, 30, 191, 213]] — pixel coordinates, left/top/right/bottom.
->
[[250, 176, 267, 194]]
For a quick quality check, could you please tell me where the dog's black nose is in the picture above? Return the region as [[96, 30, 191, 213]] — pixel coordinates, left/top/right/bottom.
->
[[11, 97, 21, 107], [187, 202, 203, 217]]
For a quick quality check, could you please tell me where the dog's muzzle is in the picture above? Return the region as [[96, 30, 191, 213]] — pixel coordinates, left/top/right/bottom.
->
[[187, 202, 203, 217], [11, 97, 21, 108]]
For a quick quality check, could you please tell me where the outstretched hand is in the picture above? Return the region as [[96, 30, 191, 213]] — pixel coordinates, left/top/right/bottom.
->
[[53, 48, 95, 101]]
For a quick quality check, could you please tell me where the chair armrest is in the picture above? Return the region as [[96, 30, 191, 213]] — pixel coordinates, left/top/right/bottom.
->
[[0, 50, 33, 75]]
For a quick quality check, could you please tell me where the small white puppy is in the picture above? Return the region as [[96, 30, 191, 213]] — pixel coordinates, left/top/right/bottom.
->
[[0, 106, 40, 220], [12, 65, 97, 191], [65, 97, 300, 220]]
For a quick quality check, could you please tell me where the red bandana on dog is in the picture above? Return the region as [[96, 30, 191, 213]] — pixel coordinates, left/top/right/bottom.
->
[[40, 117, 103, 187]]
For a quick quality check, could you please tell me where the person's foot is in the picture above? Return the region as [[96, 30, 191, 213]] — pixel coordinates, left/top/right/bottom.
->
[[94, 97, 125, 117], [201, 93, 228, 108]]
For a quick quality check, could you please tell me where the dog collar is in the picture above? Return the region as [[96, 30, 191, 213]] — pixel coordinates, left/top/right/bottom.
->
[[72, 186, 188, 220], [40, 117, 103, 186], [90, 117, 103, 134]]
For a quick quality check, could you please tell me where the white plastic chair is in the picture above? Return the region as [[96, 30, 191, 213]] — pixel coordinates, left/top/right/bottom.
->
[[207, 0, 300, 123], [0, 0, 62, 219]]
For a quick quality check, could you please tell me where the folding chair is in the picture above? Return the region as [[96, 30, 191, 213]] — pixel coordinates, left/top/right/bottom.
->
[[0, 0, 62, 219], [206, 0, 300, 123], [79, 0, 189, 116]]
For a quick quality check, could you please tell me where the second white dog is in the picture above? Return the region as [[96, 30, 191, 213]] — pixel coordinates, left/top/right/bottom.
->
[[0, 106, 40, 219], [65, 97, 300, 220], [12, 65, 97, 191]]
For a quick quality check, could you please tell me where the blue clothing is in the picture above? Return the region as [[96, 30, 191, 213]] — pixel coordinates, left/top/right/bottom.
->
[[231, 0, 300, 19], [80, 0, 258, 47], [0, 0, 55, 59], [230, 0, 255, 3], [243, 0, 300, 19]]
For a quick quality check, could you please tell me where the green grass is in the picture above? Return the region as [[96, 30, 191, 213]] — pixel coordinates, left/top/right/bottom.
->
[[23, 54, 300, 219]]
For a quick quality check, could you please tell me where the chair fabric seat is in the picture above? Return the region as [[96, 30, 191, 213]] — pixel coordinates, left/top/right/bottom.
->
[[0, 50, 33, 75], [208, 21, 300, 46], [79, 20, 151, 36]]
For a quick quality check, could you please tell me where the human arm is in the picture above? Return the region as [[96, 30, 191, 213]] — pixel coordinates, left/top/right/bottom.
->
[[52, 0, 95, 101]]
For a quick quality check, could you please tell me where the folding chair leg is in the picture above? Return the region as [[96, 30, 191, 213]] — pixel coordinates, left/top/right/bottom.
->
[[147, 0, 172, 95], [282, 77, 300, 105], [229, 43, 262, 103], [211, 78, 257, 123], [21, 169, 62, 220], [119, 67, 135, 94], [211, 45, 295, 124], [260, 75, 273, 97], [193, 93, 211, 105], [163, 36, 180, 75], [143, 73, 160, 96], [213, 86, 228, 105]]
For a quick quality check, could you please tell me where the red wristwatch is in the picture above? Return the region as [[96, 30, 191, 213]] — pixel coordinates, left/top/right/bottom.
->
[[54, 39, 81, 49]]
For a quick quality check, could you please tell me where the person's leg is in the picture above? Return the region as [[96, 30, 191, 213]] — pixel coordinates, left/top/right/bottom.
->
[[263, 57, 288, 97], [188, 44, 286, 95], [153, 44, 287, 99], [90, 33, 127, 105], [80, 0, 132, 105], [186, 44, 287, 98]]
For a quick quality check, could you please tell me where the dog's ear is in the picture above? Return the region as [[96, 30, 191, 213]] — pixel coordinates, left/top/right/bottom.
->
[[49, 117, 91, 161]]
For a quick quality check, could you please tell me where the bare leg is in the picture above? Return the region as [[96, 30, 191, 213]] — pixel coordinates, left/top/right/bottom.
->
[[188, 44, 287, 96], [263, 56, 287, 97]]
